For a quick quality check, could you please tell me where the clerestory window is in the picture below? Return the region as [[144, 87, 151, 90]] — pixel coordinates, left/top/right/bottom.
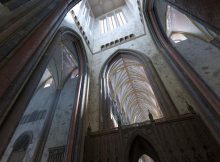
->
[[99, 10, 127, 34]]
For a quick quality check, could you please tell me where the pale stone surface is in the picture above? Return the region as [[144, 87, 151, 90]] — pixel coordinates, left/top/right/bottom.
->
[[63, 0, 198, 131], [173, 36, 220, 98], [40, 78, 78, 162], [1, 2, 201, 161], [87, 34, 197, 131], [0, 83, 57, 162], [92, 1, 144, 53]]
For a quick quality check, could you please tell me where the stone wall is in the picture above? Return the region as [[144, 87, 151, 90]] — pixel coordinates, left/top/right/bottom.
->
[[0, 81, 57, 162], [84, 114, 220, 162], [92, 0, 144, 53], [87, 23, 197, 131], [40, 77, 78, 162]]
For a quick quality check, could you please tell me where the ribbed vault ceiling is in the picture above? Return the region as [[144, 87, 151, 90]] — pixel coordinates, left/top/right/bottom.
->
[[108, 55, 163, 125]]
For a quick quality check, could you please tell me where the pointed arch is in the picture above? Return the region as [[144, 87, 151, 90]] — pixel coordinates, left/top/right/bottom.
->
[[128, 135, 160, 162], [30, 27, 89, 162], [100, 49, 178, 129], [57, 27, 89, 162], [143, 0, 220, 143], [0, 27, 89, 162]]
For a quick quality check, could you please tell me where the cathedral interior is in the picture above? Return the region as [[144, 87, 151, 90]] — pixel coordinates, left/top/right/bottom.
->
[[0, 0, 220, 161]]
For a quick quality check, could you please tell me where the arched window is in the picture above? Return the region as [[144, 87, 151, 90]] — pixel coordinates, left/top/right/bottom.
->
[[100, 50, 177, 129], [8, 132, 32, 162]]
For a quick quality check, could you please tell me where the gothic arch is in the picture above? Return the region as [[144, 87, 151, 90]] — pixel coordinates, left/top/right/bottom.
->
[[56, 27, 89, 162], [143, 0, 220, 143], [0, 27, 89, 162], [100, 49, 178, 129], [127, 135, 160, 162], [31, 27, 89, 162]]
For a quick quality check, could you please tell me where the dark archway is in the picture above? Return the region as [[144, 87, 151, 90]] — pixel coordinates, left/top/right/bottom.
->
[[8, 132, 32, 162], [129, 135, 160, 162]]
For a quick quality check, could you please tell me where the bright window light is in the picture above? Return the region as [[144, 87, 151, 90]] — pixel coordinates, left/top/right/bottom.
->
[[99, 10, 127, 34], [119, 11, 126, 24], [110, 111, 118, 127], [44, 78, 53, 88], [108, 15, 117, 30], [73, 1, 82, 14], [83, 6, 87, 16], [111, 16, 117, 29], [71, 69, 79, 79], [103, 18, 107, 33], [170, 33, 188, 43], [116, 11, 126, 26], [100, 19, 104, 33], [100, 18, 108, 33], [108, 16, 113, 30]]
